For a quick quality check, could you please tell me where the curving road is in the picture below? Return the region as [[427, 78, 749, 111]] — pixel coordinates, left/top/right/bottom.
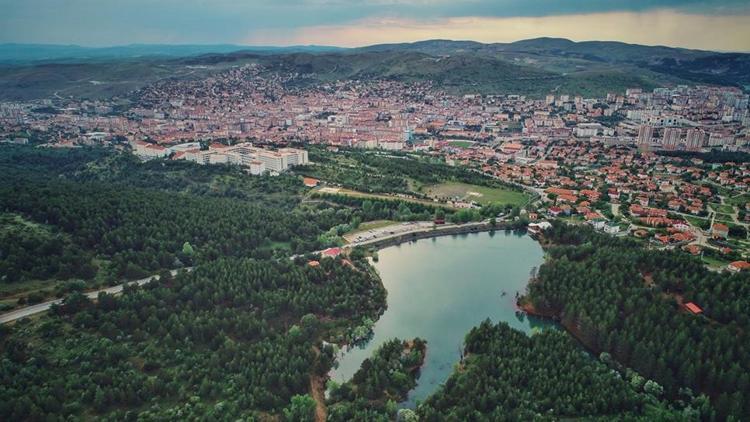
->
[[0, 268, 191, 324]]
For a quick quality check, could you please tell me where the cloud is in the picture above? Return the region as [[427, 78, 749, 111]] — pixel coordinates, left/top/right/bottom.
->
[[0, 0, 748, 46], [245, 9, 750, 51]]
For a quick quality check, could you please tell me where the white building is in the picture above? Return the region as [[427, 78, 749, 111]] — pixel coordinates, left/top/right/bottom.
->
[[637, 125, 654, 146], [171, 142, 308, 174], [661, 127, 681, 149], [131, 140, 169, 159], [248, 161, 266, 175], [378, 140, 405, 150], [685, 129, 705, 150], [574, 123, 602, 138]]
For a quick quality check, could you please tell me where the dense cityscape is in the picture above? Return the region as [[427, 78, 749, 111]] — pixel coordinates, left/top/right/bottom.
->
[[3, 68, 748, 269]]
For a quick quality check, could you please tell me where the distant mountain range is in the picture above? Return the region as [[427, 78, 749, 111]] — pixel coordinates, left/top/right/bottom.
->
[[0, 38, 748, 100], [0, 43, 344, 63]]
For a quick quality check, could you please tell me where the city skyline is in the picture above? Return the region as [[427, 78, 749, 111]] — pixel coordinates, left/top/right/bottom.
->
[[1, 0, 750, 51]]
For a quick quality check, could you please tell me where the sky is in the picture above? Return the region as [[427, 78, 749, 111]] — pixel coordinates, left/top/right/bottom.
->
[[1, 0, 750, 51]]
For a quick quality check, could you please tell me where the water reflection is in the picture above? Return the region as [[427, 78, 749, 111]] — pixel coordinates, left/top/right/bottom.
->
[[329, 231, 549, 407]]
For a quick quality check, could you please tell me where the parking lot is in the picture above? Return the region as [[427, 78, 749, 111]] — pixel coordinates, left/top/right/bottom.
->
[[344, 221, 434, 245]]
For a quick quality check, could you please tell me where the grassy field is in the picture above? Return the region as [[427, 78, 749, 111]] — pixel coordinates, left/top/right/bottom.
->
[[684, 215, 710, 231], [447, 140, 475, 148], [423, 182, 528, 206], [727, 194, 750, 207], [702, 255, 730, 269], [710, 203, 736, 214], [714, 213, 736, 224]]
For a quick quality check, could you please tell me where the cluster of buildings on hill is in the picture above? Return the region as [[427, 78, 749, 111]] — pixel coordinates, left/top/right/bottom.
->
[[1, 62, 748, 264], [2, 66, 747, 157], [130, 140, 308, 175]]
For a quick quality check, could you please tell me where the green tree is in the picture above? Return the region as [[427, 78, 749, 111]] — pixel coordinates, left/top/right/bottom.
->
[[283, 394, 316, 422], [182, 241, 195, 256]]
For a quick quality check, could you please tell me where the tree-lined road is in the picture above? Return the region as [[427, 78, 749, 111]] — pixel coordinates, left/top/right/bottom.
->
[[0, 268, 190, 324]]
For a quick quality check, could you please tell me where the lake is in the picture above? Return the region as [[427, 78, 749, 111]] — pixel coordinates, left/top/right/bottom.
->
[[329, 230, 549, 406]]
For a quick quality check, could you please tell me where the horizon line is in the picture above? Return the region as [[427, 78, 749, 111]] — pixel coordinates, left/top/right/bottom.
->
[[2, 37, 749, 54]]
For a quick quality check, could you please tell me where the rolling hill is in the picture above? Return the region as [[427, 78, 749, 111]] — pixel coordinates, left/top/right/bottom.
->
[[0, 38, 747, 101]]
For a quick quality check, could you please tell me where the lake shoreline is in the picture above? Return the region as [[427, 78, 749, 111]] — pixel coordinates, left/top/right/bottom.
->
[[330, 229, 545, 406], [347, 220, 524, 252]]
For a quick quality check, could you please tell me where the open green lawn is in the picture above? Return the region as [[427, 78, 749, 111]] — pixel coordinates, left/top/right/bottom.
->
[[710, 203, 736, 214], [684, 215, 710, 230], [702, 255, 729, 269], [423, 182, 529, 206], [714, 213, 735, 224], [727, 194, 750, 207], [447, 140, 475, 148]]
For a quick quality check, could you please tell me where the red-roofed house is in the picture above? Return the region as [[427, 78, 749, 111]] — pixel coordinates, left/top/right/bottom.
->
[[728, 261, 750, 273], [303, 177, 320, 187], [321, 247, 341, 257], [712, 223, 729, 239], [683, 302, 703, 315]]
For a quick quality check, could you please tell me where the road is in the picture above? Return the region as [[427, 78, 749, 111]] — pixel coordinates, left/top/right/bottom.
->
[[0, 268, 191, 324], [346, 219, 495, 248]]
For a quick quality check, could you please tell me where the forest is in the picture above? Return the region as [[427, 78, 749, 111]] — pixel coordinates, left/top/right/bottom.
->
[[316, 192, 520, 225], [0, 146, 360, 304], [2, 144, 748, 420], [0, 255, 387, 420], [418, 321, 700, 421], [327, 338, 426, 421], [525, 222, 750, 420]]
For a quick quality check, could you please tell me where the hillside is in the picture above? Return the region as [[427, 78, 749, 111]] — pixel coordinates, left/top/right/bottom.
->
[[0, 38, 747, 100], [359, 38, 750, 89]]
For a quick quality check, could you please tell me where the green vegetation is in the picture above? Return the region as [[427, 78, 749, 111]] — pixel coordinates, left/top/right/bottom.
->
[[418, 321, 696, 420], [726, 193, 750, 207], [2, 144, 748, 420], [3, 39, 749, 101], [0, 212, 94, 284], [424, 181, 529, 206], [446, 140, 474, 148], [684, 215, 711, 231], [327, 338, 426, 421], [658, 150, 750, 164], [0, 256, 386, 420], [301, 147, 519, 196], [314, 194, 445, 223], [0, 146, 360, 303], [526, 222, 750, 420], [701, 255, 730, 269], [314, 187, 453, 210], [709, 203, 736, 215], [0, 60, 221, 101]]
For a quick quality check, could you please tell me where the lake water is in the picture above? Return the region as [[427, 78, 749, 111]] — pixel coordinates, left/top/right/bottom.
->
[[329, 230, 549, 406]]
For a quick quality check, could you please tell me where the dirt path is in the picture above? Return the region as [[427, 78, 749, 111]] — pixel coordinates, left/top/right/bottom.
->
[[309, 346, 327, 422], [310, 375, 326, 422]]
